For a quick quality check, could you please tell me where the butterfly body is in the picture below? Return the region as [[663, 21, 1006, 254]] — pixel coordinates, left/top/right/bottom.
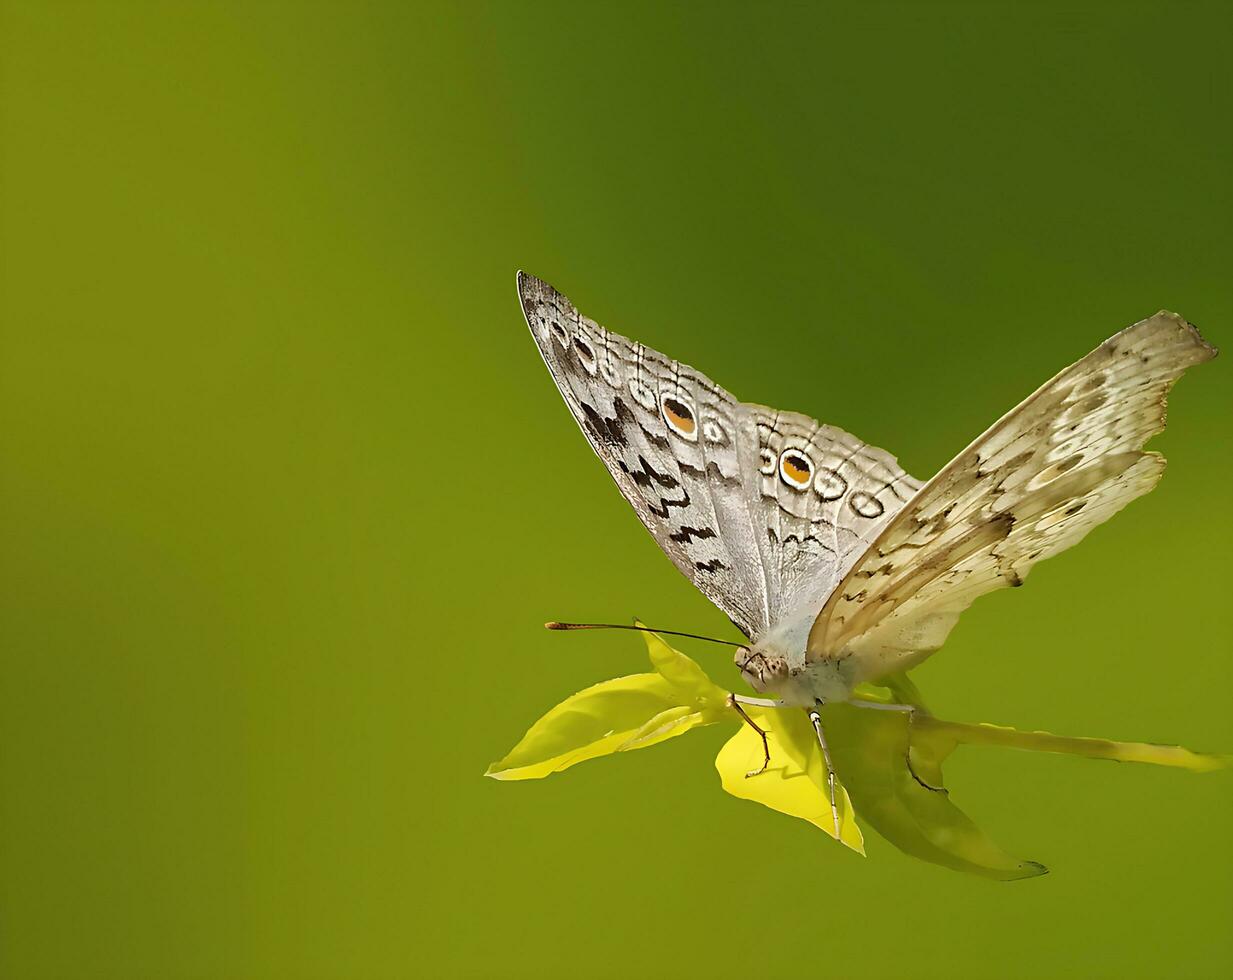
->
[[518, 271, 1217, 701], [732, 610, 848, 705]]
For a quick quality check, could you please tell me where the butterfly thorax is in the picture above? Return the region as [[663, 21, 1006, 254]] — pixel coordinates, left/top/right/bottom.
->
[[736, 612, 857, 706]]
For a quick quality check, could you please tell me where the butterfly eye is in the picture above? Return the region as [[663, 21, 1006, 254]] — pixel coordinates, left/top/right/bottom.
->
[[661, 394, 698, 441], [778, 449, 813, 490]]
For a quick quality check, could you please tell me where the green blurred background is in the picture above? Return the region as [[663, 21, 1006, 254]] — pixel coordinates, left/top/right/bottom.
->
[[2, 2, 1230, 977]]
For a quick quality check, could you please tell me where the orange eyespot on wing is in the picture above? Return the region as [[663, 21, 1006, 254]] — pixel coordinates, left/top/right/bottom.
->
[[779, 449, 813, 489], [661, 395, 698, 439]]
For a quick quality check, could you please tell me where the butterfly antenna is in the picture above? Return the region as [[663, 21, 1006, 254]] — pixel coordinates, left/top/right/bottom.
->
[[544, 621, 744, 648]]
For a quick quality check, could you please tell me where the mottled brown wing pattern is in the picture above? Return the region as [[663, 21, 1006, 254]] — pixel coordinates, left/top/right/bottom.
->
[[518, 272, 772, 636], [807, 311, 1217, 682]]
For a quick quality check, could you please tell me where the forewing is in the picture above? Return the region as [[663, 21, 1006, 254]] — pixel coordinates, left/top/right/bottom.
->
[[518, 272, 923, 639], [519, 272, 771, 636], [807, 311, 1216, 678]]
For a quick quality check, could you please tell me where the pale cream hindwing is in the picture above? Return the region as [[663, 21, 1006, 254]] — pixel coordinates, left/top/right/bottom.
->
[[807, 311, 1217, 683], [518, 272, 922, 638]]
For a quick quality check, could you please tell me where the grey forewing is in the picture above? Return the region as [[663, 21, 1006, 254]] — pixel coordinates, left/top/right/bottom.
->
[[747, 407, 924, 625], [519, 272, 771, 636], [517, 272, 922, 640]]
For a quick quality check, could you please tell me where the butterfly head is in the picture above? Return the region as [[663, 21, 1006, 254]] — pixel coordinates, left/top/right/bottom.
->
[[734, 645, 790, 694]]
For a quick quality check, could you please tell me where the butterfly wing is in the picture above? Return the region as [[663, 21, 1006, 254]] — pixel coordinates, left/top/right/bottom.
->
[[519, 272, 769, 635], [518, 272, 921, 638], [806, 311, 1216, 681], [743, 405, 923, 630]]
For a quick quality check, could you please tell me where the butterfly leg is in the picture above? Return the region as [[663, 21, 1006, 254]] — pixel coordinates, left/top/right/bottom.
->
[[730, 694, 784, 708], [807, 708, 841, 837], [726, 693, 775, 778], [843, 698, 914, 713]]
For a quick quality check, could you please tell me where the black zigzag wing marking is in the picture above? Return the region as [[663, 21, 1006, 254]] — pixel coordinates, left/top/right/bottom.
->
[[745, 406, 923, 625], [580, 400, 626, 448], [520, 272, 925, 639], [519, 272, 769, 637], [782, 532, 838, 557], [670, 525, 717, 544], [617, 456, 691, 519], [679, 459, 742, 488]]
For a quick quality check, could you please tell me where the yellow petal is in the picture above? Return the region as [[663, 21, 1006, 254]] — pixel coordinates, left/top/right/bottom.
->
[[486, 673, 683, 780], [825, 703, 1046, 880], [637, 623, 729, 710], [716, 707, 864, 854], [621, 706, 709, 751], [912, 717, 1229, 772]]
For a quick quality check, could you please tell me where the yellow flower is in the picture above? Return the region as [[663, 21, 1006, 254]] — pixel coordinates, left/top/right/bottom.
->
[[483, 627, 729, 780], [487, 629, 1227, 877]]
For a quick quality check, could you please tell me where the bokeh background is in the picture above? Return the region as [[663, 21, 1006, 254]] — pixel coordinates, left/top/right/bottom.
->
[[2, 2, 1231, 977]]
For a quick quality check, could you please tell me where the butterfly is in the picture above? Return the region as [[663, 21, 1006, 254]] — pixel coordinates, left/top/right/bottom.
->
[[517, 270, 1217, 830]]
